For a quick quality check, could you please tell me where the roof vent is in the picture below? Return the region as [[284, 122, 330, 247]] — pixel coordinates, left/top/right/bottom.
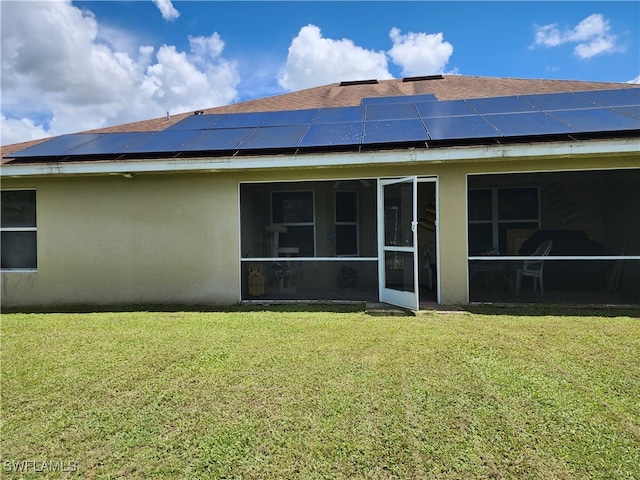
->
[[403, 74, 444, 82], [339, 79, 379, 87]]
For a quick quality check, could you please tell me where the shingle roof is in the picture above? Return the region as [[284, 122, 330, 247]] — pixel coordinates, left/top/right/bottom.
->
[[1, 75, 636, 160]]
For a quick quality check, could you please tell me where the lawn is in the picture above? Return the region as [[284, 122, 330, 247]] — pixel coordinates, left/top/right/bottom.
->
[[1, 307, 639, 479]]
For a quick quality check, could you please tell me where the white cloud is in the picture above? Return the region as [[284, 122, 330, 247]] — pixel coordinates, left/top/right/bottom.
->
[[278, 24, 392, 91], [152, 0, 180, 21], [189, 33, 226, 64], [388, 28, 453, 77], [1, 0, 239, 145], [0, 115, 49, 144], [534, 24, 563, 47], [574, 36, 618, 60], [2, 7, 459, 145], [278, 25, 455, 91], [533, 14, 624, 59], [569, 14, 608, 42], [628, 75, 640, 85]]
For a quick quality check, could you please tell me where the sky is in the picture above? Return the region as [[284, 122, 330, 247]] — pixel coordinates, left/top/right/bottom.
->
[[1, 1, 639, 146]]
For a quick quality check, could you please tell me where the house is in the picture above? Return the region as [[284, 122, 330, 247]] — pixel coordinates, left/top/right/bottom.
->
[[1, 75, 639, 311]]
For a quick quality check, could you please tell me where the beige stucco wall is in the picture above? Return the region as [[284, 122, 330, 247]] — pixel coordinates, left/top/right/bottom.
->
[[2, 150, 638, 309], [2, 173, 241, 308]]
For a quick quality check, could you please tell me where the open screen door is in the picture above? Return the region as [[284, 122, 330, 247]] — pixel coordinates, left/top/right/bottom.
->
[[379, 177, 419, 310]]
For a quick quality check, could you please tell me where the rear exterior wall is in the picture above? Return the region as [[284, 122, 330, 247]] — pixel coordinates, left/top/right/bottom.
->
[[1, 151, 637, 309]]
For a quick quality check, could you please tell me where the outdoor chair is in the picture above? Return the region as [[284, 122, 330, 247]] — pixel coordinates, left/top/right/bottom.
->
[[515, 239, 553, 295]]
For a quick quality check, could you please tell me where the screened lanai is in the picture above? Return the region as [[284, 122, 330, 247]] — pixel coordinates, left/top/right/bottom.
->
[[468, 168, 640, 305], [239, 178, 440, 305], [239, 180, 379, 302]]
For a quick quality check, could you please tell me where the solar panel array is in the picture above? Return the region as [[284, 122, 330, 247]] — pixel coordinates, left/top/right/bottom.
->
[[10, 87, 640, 159]]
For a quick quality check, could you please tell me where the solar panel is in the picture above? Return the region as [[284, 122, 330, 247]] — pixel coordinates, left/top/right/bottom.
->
[[365, 103, 419, 121], [9, 87, 639, 160], [518, 92, 597, 111], [298, 122, 363, 147], [312, 106, 365, 124], [10, 133, 104, 158], [212, 111, 273, 128], [611, 105, 640, 120], [262, 109, 318, 126], [466, 96, 536, 114], [483, 112, 578, 136], [164, 114, 229, 130], [177, 128, 257, 152], [416, 99, 477, 118], [362, 94, 438, 105], [237, 125, 309, 149], [363, 119, 428, 144], [572, 88, 640, 108], [547, 108, 640, 132], [422, 115, 501, 140], [63, 132, 153, 155], [123, 130, 205, 153]]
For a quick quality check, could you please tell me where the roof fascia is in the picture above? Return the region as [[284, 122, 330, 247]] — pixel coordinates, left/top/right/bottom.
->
[[1, 137, 638, 178]]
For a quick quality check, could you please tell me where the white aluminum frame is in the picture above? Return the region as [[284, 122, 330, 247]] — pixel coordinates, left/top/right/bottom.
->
[[378, 176, 439, 311], [237, 177, 379, 302], [466, 167, 640, 301], [0, 188, 38, 273]]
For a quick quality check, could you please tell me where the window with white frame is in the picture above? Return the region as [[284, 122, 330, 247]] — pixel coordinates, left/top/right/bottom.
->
[[1, 189, 37, 270], [468, 186, 539, 254], [335, 191, 359, 256], [271, 190, 315, 257]]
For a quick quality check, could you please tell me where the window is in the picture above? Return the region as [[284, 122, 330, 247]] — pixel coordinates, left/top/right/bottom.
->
[[1, 189, 37, 270], [335, 191, 359, 256], [468, 187, 539, 254], [271, 191, 315, 256]]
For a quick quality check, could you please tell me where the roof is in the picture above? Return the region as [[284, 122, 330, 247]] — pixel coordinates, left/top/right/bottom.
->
[[2, 75, 639, 163]]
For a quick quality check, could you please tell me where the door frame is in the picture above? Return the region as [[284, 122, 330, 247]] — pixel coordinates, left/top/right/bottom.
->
[[378, 176, 439, 310]]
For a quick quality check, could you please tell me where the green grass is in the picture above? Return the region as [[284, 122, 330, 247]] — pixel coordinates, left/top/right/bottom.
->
[[1, 307, 639, 479]]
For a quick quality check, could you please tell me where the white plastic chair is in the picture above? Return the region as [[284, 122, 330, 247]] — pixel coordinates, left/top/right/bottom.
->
[[515, 239, 553, 295]]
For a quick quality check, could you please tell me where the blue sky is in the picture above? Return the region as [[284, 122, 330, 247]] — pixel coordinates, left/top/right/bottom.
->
[[2, 1, 638, 145]]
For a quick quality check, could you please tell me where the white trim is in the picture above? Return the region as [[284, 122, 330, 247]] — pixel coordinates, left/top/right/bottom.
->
[[465, 174, 470, 303], [381, 246, 415, 253], [240, 176, 378, 185], [3, 137, 638, 177], [379, 176, 420, 311], [380, 176, 416, 187], [1, 227, 37, 232], [1, 188, 38, 272], [237, 181, 242, 303], [241, 257, 379, 262], [465, 162, 640, 178], [469, 256, 640, 261], [417, 176, 440, 305]]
